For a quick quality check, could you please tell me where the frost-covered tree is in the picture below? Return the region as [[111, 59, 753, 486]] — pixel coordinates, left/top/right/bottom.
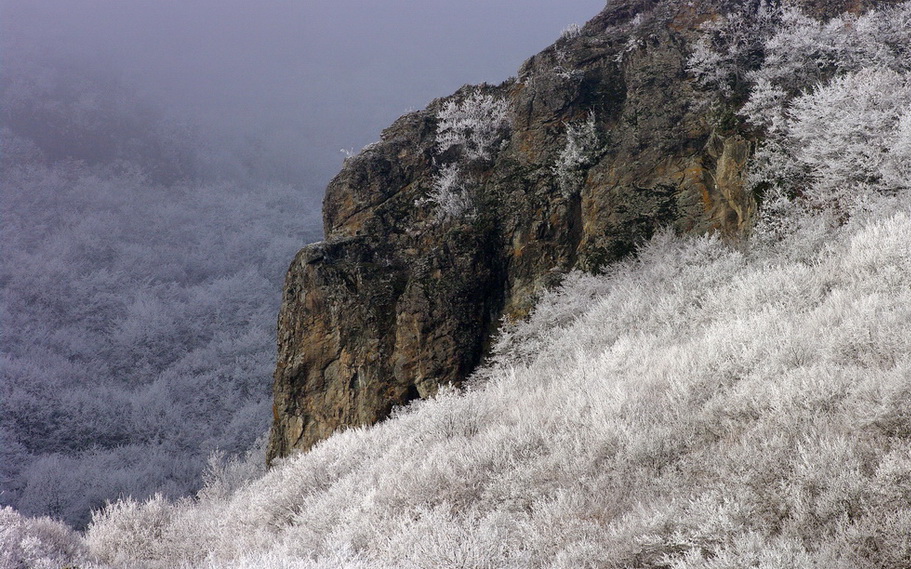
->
[[552, 111, 601, 197], [435, 89, 510, 161], [742, 2, 911, 131], [737, 2, 911, 224], [788, 69, 911, 200], [0, 159, 317, 527], [687, 1, 781, 99], [427, 162, 475, 220], [427, 88, 512, 221]]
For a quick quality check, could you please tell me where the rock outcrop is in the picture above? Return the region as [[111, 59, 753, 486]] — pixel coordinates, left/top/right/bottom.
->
[[267, 0, 896, 462]]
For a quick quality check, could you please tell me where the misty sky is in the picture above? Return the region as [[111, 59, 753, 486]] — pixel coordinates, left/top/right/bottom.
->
[[3, 0, 605, 193]]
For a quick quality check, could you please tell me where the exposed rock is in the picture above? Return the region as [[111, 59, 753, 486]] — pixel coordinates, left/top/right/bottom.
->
[[267, 0, 889, 462]]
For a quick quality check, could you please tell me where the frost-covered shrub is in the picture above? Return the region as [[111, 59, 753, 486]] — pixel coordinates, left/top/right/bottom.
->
[[426, 88, 510, 220], [687, 1, 781, 98], [742, 2, 911, 130], [2, 28, 322, 540], [197, 442, 268, 503], [560, 23, 582, 40], [0, 506, 90, 569], [552, 111, 600, 197], [436, 89, 510, 161], [788, 69, 911, 202], [426, 163, 474, 221], [85, 495, 176, 566], [764, 4, 911, 86]]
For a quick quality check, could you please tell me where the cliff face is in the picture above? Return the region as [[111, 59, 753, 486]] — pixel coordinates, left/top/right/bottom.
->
[[266, 0, 891, 462]]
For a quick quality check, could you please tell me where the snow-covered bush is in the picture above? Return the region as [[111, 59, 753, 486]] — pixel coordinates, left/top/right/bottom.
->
[[687, 1, 781, 99], [742, 2, 911, 131], [552, 111, 600, 197], [0, 506, 90, 569], [560, 23, 582, 40], [426, 162, 474, 221], [436, 89, 510, 162], [197, 442, 268, 503], [427, 88, 510, 220], [85, 495, 177, 566]]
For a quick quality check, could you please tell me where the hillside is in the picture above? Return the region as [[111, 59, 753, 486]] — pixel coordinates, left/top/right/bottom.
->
[[266, 0, 910, 463], [3, 0, 911, 567], [8, 165, 911, 569]]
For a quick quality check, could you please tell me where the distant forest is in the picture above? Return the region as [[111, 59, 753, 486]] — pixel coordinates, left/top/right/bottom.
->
[[0, 54, 321, 527]]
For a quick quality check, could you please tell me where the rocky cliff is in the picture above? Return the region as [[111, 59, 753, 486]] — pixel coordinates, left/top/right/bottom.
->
[[267, 0, 895, 462]]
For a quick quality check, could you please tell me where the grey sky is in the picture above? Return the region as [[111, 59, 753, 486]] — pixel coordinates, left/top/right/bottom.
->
[[3, 0, 606, 191]]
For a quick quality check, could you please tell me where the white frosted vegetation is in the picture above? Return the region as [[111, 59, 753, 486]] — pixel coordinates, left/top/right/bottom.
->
[[787, 69, 911, 205], [552, 111, 600, 198], [426, 88, 511, 221], [686, 0, 781, 98], [0, 160, 315, 528], [560, 23, 583, 40], [427, 162, 474, 220], [735, 2, 911, 138], [739, 2, 911, 230], [0, 507, 90, 569], [0, 55, 322, 528], [70, 197, 911, 568], [7, 3, 911, 567], [435, 90, 510, 162]]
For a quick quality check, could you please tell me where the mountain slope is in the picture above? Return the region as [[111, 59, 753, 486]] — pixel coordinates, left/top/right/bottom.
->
[[4, 1, 911, 567], [267, 0, 910, 461], [268, 0, 751, 461], [67, 196, 911, 569]]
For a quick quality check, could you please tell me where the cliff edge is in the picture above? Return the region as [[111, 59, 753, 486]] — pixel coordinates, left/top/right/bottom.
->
[[267, 0, 894, 462]]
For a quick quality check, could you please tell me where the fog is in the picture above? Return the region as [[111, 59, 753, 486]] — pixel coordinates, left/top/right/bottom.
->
[[3, 0, 606, 192]]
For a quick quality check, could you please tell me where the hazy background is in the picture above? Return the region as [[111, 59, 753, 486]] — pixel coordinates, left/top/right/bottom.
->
[[1, 0, 606, 528], [4, 0, 606, 191]]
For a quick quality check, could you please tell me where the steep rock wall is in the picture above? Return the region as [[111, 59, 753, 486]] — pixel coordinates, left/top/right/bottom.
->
[[267, 0, 893, 462]]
